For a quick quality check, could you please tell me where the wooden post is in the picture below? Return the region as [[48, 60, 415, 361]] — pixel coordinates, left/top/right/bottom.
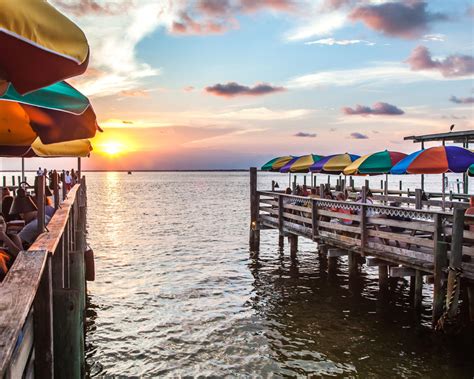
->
[[361, 185, 367, 203], [77, 157, 82, 180], [62, 172, 67, 200], [53, 289, 82, 379], [69, 251, 86, 375], [2, 176, 6, 187], [37, 175, 45, 235], [271, 180, 275, 192], [378, 265, 389, 292], [415, 188, 422, 209], [312, 199, 318, 240], [278, 235, 284, 249], [11, 175, 15, 187], [319, 184, 325, 198], [313, 174, 317, 188], [414, 270, 423, 311], [53, 172, 60, 209], [446, 209, 464, 319], [278, 195, 284, 249], [303, 175, 307, 186], [289, 235, 298, 258], [433, 239, 448, 326], [348, 251, 357, 277], [33, 255, 54, 378], [249, 168, 260, 252], [383, 178, 388, 204], [365, 179, 369, 191]]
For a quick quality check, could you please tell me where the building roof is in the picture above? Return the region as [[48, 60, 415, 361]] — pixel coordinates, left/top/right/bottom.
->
[[404, 130, 474, 143]]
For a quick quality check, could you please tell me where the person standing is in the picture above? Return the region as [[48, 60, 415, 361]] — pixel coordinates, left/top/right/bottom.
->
[[65, 170, 72, 192], [36, 167, 43, 176]]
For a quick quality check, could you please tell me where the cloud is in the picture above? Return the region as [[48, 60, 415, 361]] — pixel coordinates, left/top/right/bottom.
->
[[422, 33, 445, 42], [349, 1, 447, 39], [215, 107, 314, 120], [171, 11, 230, 35], [449, 95, 474, 104], [52, 0, 131, 16], [119, 89, 149, 97], [285, 11, 347, 40], [350, 132, 368, 139], [205, 82, 286, 97], [294, 132, 317, 137], [305, 38, 374, 46], [342, 102, 405, 116], [52, 0, 165, 97], [406, 46, 474, 77], [287, 62, 467, 90], [184, 86, 195, 92]]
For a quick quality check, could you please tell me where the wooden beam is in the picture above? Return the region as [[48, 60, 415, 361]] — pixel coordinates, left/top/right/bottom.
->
[[327, 248, 348, 258], [446, 208, 464, 319], [390, 266, 417, 277]]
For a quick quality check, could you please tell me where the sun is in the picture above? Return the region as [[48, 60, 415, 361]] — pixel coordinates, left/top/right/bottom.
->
[[100, 141, 126, 156]]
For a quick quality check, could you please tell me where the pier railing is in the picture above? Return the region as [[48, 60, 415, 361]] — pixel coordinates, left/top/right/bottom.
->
[[257, 190, 474, 278], [250, 168, 474, 327], [0, 177, 87, 378]]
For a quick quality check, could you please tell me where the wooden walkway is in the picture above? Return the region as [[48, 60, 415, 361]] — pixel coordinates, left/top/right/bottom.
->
[[0, 177, 88, 378], [249, 168, 474, 329]]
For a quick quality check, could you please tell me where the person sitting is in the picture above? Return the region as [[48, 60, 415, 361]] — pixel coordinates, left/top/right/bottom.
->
[[301, 184, 310, 196], [0, 215, 23, 280], [309, 188, 319, 198], [10, 189, 51, 249], [331, 192, 353, 225]]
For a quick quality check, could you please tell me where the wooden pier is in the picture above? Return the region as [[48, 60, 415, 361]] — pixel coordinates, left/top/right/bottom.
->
[[249, 168, 474, 330], [0, 176, 89, 378]]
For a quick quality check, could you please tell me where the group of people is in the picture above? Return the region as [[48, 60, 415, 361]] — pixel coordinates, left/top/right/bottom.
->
[[0, 169, 69, 280], [36, 167, 78, 191]]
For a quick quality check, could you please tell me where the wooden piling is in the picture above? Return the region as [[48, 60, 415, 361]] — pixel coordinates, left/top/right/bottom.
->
[[249, 168, 260, 252], [433, 240, 448, 326], [446, 208, 464, 319], [33, 256, 54, 378], [348, 251, 358, 277], [414, 270, 423, 311], [289, 235, 298, 258], [415, 188, 422, 209], [378, 265, 389, 292], [53, 289, 82, 379]]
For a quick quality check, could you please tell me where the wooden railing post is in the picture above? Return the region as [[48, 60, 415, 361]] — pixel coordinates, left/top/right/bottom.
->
[[37, 175, 45, 235], [33, 255, 54, 377], [415, 188, 422, 210], [53, 172, 60, 209], [278, 195, 284, 234], [446, 208, 464, 319], [432, 214, 447, 326], [61, 171, 67, 200], [360, 204, 367, 256], [312, 199, 318, 240]]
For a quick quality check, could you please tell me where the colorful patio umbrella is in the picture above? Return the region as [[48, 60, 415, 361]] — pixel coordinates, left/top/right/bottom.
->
[[0, 138, 92, 158], [391, 146, 474, 210], [390, 146, 474, 175], [0, 1, 89, 95], [280, 154, 324, 173], [343, 150, 407, 175], [0, 81, 100, 147], [261, 156, 293, 171], [468, 164, 474, 177], [310, 153, 360, 174]]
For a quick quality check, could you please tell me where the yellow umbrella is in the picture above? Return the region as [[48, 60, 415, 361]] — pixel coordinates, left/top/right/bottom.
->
[[0, 0, 89, 94]]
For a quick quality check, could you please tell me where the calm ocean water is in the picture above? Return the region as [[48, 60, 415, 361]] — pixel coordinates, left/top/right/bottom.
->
[[5, 170, 472, 377], [79, 171, 474, 377]]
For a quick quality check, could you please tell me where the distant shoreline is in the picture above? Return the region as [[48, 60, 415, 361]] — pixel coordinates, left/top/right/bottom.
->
[[0, 169, 251, 173]]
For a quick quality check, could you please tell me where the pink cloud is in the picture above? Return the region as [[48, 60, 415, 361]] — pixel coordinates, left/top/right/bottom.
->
[[342, 102, 405, 116], [52, 0, 131, 16], [406, 46, 474, 77], [240, 0, 298, 13], [119, 89, 149, 97], [349, 1, 447, 39], [184, 86, 195, 92], [171, 11, 229, 35], [205, 82, 286, 97], [449, 95, 474, 104]]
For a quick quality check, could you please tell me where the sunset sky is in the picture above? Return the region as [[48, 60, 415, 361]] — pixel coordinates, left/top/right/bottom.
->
[[3, 0, 474, 170]]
